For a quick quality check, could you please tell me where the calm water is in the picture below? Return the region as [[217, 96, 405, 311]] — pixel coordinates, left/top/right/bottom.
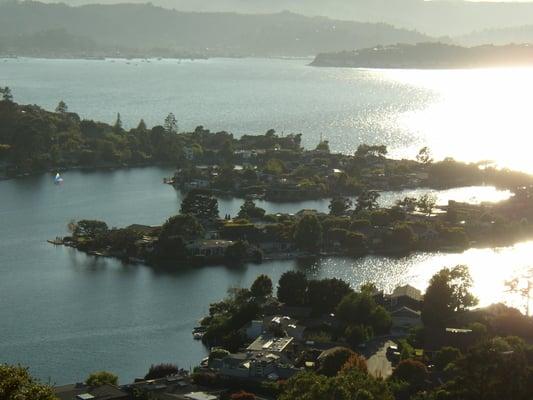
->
[[0, 167, 530, 384], [2, 58, 533, 171]]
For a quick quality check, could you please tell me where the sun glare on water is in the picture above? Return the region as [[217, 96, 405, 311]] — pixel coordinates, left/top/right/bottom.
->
[[375, 67, 533, 172]]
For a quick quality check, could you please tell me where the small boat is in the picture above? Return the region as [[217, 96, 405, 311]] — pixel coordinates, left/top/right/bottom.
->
[[54, 173, 64, 185], [193, 332, 204, 340]]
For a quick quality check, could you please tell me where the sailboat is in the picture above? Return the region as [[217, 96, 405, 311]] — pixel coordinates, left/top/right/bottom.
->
[[54, 173, 64, 185]]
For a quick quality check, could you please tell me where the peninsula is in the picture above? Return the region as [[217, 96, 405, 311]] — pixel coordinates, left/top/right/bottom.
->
[[311, 43, 533, 69]]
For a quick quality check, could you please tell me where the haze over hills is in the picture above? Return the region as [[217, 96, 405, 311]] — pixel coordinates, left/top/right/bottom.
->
[[35, 0, 533, 36], [0, 1, 430, 57]]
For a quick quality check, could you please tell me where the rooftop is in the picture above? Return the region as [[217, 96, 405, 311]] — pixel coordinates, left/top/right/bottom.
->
[[246, 335, 293, 353]]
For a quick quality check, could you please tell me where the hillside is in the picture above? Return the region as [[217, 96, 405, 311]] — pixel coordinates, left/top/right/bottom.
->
[[37, 0, 533, 37], [0, 1, 429, 58], [459, 25, 533, 46], [311, 42, 533, 69]]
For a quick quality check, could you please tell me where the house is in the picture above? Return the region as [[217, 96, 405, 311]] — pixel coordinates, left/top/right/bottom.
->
[[391, 306, 422, 331], [218, 351, 298, 381], [263, 315, 306, 341], [54, 383, 129, 400], [388, 284, 423, 311], [246, 335, 294, 354], [186, 240, 234, 257], [123, 374, 222, 400]]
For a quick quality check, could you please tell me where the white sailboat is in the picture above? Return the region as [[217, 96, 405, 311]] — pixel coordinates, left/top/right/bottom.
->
[[54, 173, 64, 184]]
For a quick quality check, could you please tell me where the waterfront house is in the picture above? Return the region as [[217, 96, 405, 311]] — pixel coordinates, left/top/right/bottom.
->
[[388, 284, 423, 311], [263, 315, 306, 341], [246, 335, 294, 354], [218, 351, 298, 381], [186, 239, 234, 257]]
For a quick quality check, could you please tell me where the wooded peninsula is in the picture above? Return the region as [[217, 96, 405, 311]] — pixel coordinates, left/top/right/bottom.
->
[[311, 43, 533, 69]]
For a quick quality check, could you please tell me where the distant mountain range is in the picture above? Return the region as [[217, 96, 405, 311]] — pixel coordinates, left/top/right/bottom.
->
[[459, 25, 533, 46], [311, 43, 533, 69], [0, 1, 429, 58], [35, 0, 533, 37]]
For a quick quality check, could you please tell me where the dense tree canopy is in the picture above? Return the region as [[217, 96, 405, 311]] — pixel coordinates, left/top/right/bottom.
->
[[277, 270, 308, 306], [250, 274, 273, 298], [422, 265, 478, 327], [0, 364, 56, 400], [293, 214, 323, 252], [180, 189, 219, 220]]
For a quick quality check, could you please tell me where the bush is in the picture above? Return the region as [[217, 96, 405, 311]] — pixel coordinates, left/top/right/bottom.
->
[[230, 391, 256, 400], [86, 371, 118, 387], [318, 347, 355, 377], [144, 363, 179, 380]]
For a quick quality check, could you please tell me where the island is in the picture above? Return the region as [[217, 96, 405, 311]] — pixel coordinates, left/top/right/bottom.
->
[[311, 42, 533, 69], [56, 180, 533, 268]]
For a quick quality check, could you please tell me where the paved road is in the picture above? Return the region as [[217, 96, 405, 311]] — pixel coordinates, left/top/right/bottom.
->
[[366, 340, 395, 379]]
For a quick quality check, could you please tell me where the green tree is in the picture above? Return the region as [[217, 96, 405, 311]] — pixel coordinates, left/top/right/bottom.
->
[[73, 220, 109, 238], [448, 337, 532, 400], [336, 292, 377, 327], [329, 196, 353, 216], [433, 346, 462, 371], [164, 112, 178, 134], [137, 119, 147, 131], [318, 347, 356, 377], [113, 112, 122, 133], [277, 270, 308, 306], [0, 364, 56, 400], [355, 190, 380, 212], [416, 146, 433, 165], [355, 144, 388, 158], [345, 324, 372, 348], [422, 265, 478, 328], [219, 139, 234, 166], [225, 240, 249, 264], [387, 223, 416, 250], [160, 214, 204, 241], [307, 278, 353, 314], [264, 158, 285, 175], [315, 139, 330, 153], [180, 189, 219, 220], [250, 274, 273, 298], [55, 100, 68, 113], [417, 194, 437, 216], [293, 214, 323, 252], [237, 199, 266, 220], [144, 363, 179, 380], [279, 372, 335, 400], [416, 147, 433, 165], [1, 86, 13, 102], [390, 359, 428, 398], [86, 371, 118, 386]]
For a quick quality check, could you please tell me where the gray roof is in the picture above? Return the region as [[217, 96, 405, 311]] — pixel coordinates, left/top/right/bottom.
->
[[54, 384, 128, 400]]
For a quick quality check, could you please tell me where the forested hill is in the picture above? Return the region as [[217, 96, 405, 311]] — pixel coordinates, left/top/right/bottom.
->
[[311, 43, 533, 69], [0, 1, 429, 57], [0, 99, 186, 174]]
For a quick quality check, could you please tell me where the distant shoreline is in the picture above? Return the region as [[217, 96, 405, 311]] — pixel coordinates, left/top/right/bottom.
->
[[311, 43, 533, 69]]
